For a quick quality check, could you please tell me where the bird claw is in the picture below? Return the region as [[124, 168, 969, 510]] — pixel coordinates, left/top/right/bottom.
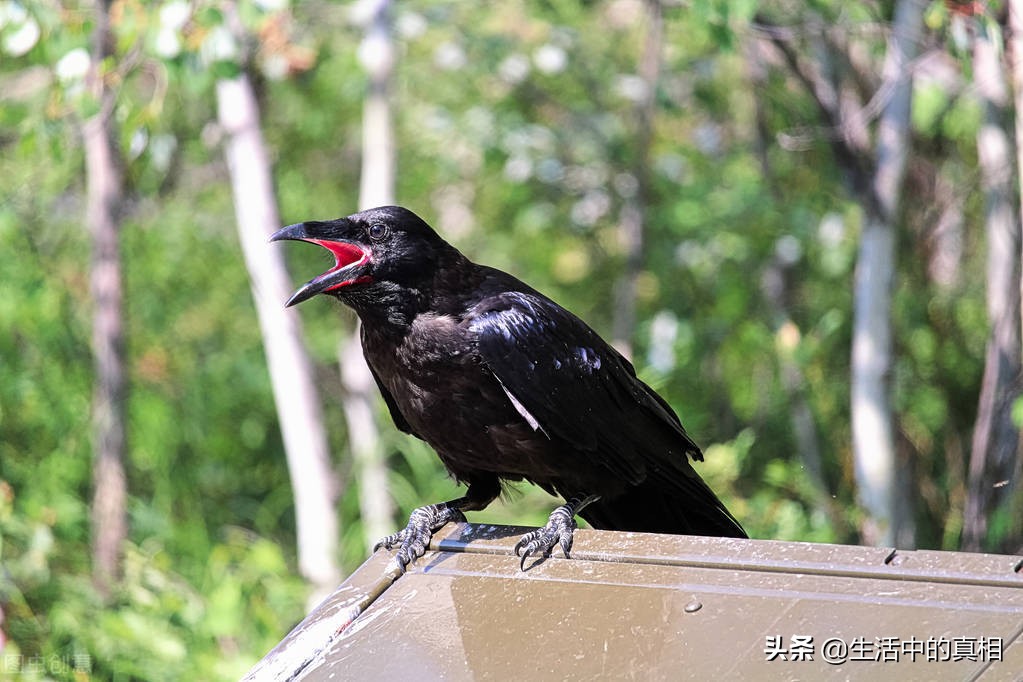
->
[[375, 504, 466, 572], [514, 503, 578, 570]]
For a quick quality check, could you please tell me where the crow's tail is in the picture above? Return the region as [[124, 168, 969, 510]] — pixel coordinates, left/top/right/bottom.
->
[[579, 474, 747, 539]]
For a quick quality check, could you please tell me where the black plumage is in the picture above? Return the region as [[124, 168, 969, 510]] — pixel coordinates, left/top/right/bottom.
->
[[271, 206, 746, 571]]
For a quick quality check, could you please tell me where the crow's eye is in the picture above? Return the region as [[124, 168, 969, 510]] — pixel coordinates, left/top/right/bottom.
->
[[368, 224, 388, 241]]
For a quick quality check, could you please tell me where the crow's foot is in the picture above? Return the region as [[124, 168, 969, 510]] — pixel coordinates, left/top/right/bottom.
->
[[514, 505, 577, 570], [514, 495, 600, 570], [375, 503, 466, 572]]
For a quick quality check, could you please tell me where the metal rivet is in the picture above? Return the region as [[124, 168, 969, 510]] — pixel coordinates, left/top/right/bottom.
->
[[684, 600, 702, 613]]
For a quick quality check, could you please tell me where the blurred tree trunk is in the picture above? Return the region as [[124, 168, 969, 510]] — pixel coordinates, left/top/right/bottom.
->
[[756, 1, 924, 546], [924, 171, 964, 290], [851, 0, 924, 548], [346, 0, 396, 549], [1008, 0, 1023, 550], [612, 0, 662, 358], [962, 16, 1022, 552], [217, 72, 341, 599], [84, 0, 127, 595]]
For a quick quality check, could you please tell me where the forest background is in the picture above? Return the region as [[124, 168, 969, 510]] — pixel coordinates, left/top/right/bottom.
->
[[2, 0, 1021, 679]]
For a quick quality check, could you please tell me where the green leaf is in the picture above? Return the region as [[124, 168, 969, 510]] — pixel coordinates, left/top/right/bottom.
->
[[211, 59, 242, 79]]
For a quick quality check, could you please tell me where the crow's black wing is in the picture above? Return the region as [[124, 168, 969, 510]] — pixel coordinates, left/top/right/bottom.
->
[[467, 290, 702, 485]]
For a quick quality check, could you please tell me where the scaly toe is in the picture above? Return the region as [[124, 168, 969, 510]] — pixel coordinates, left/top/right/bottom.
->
[[374, 503, 467, 570], [514, 516, 576, 570]]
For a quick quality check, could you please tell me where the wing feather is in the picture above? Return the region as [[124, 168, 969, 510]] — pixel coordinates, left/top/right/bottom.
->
[[468, 291, 702, 486]]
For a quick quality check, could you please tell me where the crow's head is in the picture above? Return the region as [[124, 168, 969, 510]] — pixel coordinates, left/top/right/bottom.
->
[[271, 206, 458, 310]]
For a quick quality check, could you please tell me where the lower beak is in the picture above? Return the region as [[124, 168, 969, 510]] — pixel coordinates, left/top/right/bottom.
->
[[270, 223, 370, 306]]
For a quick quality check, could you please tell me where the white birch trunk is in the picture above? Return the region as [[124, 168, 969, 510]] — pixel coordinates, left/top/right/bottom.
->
[[851, 0, 925, 547], [962, 17, 1022, 551], [85, 0, 127, 594], [217, 75, 341, 597]]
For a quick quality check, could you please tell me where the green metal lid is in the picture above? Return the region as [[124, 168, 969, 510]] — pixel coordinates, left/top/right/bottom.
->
[[245, 523, 1023, 681]]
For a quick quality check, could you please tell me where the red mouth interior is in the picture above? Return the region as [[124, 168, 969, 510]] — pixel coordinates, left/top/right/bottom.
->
[[306, 238, 368, 283]]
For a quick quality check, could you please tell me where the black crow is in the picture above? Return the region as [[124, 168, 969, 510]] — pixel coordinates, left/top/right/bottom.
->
[[271, 206, 746, 571]]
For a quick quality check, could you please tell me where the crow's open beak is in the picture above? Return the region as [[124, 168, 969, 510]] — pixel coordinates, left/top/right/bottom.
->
[[270, 223, 371, 307]]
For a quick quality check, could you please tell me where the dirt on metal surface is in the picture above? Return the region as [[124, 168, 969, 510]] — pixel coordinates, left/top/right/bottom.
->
[[245, 523, 1023, 681]]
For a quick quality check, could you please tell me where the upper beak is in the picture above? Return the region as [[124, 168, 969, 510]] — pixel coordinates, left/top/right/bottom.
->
[[270, 222, 370, 307], [270, 222, 310, 243]]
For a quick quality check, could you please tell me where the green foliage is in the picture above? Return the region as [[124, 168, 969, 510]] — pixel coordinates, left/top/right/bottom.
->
[[1, 488, 304, 680]]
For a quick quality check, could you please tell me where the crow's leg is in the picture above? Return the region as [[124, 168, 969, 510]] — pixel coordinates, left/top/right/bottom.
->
[[514, 494, 600, 570], [375, 477, 499, 573]]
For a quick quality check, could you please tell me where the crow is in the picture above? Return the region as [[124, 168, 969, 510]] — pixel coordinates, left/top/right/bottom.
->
[[271, 206, 746, 571]]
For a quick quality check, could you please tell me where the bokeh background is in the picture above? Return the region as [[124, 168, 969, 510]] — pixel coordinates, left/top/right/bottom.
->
[[2, 0, 1021, 678]]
